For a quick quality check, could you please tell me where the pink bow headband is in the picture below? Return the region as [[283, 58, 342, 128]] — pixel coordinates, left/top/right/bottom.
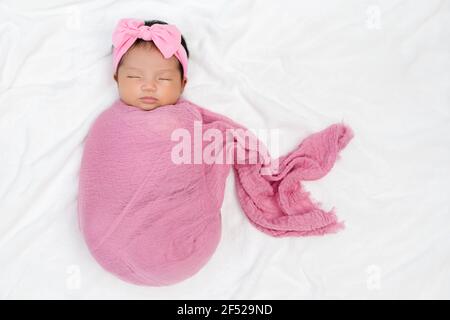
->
[[112, 18, 188, 79]]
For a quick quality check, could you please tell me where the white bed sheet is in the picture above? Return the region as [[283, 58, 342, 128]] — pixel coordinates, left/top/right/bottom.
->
[[0, 0, 449, 299]]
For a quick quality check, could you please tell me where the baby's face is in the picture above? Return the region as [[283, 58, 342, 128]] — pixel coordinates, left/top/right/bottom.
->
[[114, 43, 187, 111]]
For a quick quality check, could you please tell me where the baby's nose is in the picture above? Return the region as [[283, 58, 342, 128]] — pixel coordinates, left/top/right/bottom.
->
[[141, 80, 157, 91]]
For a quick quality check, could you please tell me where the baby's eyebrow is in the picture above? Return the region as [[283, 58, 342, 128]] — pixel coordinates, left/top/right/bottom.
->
[[156, 68, 177, 73], [123, 66, 175, 73], [123, 66, 142, 71]]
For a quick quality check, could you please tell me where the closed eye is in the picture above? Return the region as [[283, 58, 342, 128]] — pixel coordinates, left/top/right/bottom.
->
[[159, 78, 172, 81], [127, 76, 141, 78]]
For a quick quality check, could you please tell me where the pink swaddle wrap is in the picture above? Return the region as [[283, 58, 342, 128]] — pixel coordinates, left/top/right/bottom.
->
[[77, 98, 353, 286]]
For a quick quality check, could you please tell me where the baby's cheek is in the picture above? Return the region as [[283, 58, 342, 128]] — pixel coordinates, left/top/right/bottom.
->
[[118, 83, 129, 99], [164, 87, 182, 103], [123, 84, 140, 104], [131, 83, 143, 98]]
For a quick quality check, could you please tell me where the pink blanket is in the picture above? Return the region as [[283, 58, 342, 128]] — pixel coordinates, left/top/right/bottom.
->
[[77, 98, 353, 286]]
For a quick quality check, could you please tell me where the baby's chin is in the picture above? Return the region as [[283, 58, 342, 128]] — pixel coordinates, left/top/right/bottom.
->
[[120, 96, 178, 111], [135, 102, 162, 111], [134, 99, 179, 111]]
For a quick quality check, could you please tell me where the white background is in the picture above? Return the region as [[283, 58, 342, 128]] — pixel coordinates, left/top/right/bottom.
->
[[0, 0, 449, 299]]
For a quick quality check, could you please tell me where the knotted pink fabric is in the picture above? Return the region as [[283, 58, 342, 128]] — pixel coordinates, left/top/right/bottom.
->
[[78, 98, 354, 286], [112, 18, 188, 79]]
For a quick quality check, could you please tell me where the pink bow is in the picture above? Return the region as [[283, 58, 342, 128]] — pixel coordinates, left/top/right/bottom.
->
[[112, 18, 188, 79]]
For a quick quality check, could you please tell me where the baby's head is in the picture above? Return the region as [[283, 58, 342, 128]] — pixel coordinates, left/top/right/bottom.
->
[[112, 19, 189, 111]]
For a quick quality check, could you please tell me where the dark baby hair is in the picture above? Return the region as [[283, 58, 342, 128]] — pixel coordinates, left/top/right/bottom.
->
[[115, 19, 190, 80]]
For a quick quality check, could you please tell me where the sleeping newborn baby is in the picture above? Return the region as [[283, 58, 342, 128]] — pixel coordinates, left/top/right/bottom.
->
[[112, 19, 188, 111], [78, 18, 354, 286]]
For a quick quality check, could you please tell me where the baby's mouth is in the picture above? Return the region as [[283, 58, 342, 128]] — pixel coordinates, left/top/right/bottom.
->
[[139, 96, 158, 104]]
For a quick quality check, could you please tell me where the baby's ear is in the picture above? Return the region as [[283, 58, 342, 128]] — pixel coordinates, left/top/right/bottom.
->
[[113, 73, 118, 82]]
